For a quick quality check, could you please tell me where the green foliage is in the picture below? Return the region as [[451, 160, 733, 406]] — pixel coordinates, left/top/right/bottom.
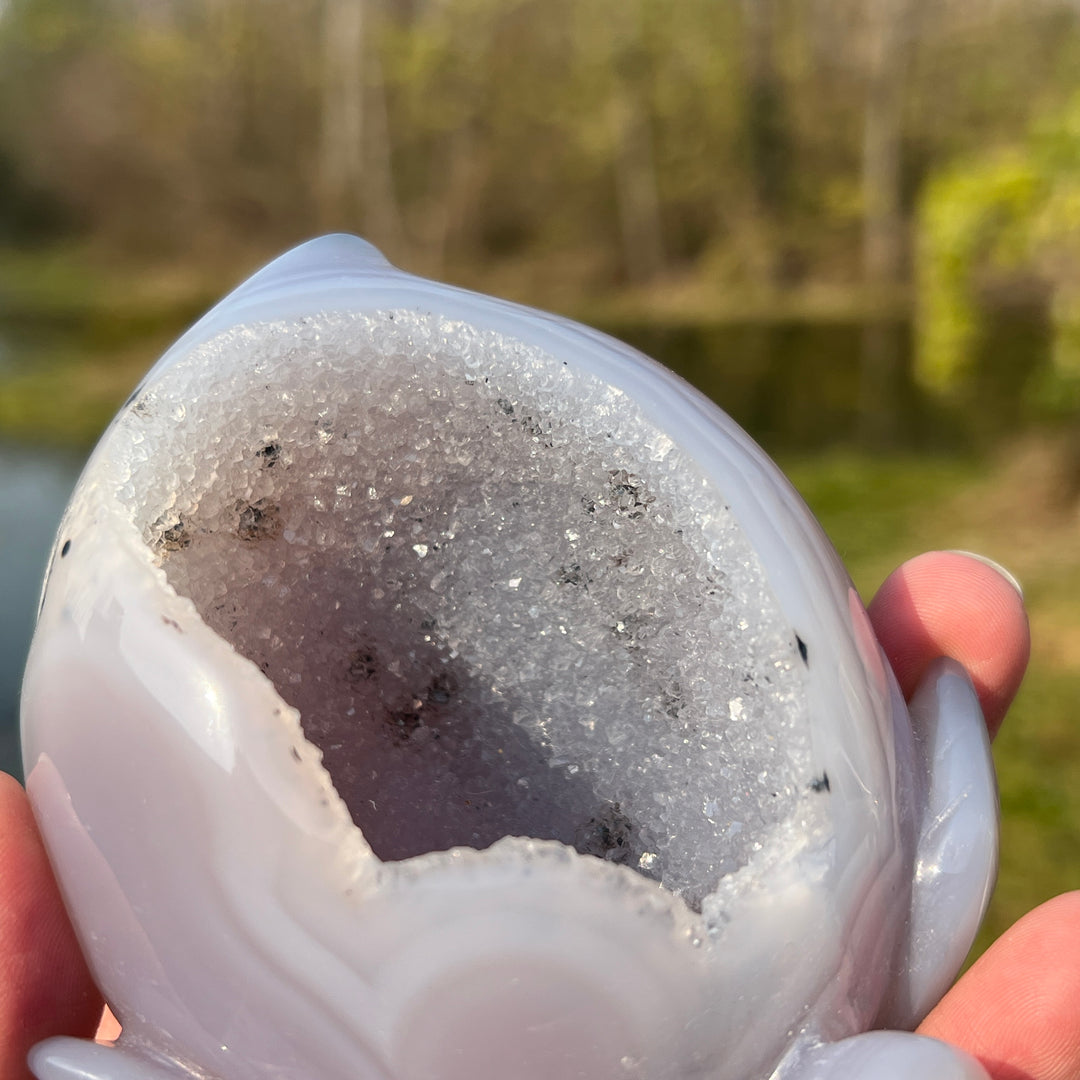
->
[[916, 152, 1042, 391], [3, 0, 1080, 302], [916, 93, 1080, 396]]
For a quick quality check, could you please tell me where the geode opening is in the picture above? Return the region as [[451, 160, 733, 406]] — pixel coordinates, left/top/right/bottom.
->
[[119, 311, 811, 910]]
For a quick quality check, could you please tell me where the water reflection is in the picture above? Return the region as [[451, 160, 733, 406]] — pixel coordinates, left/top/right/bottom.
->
[[0, 445, 82, 778], [608, 319, 941, 453]]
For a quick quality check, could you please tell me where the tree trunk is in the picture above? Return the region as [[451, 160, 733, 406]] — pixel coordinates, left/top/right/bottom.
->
[[742, 0, 787, 218], [317, 0, 406, 256], [317, 0, 364, 227], [361, 34, 407, 257], [859, 0, 916, 447], [610, 3, 664, 284], [741, 0, 792, 286], [862, 0, 912, 290]]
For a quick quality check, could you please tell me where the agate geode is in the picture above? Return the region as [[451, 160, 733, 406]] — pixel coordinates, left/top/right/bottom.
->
[[22, 236, 998, 1080]]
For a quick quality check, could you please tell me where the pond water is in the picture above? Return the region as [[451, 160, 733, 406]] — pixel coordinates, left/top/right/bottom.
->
[[612, 319, 931, 451], [0, 444, 83, 778], [0, 309, 1051, 778]]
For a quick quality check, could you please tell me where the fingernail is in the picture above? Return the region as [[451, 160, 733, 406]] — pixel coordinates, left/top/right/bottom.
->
[[945, 550, 1024, 600]]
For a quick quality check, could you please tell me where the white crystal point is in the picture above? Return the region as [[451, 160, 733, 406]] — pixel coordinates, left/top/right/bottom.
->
[[876, 658, 999, 1029], [29, 1039, 180, 1080], [21, 237, 999, 1079], [784, 1032, 992, 1080]]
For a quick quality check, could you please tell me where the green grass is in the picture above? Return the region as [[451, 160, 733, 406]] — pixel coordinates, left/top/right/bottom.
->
[[986, 666, 1080, 945], [0, 245, 225, 447], [781, 452, 986, 591]]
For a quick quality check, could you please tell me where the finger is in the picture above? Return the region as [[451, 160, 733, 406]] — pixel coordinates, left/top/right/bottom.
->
[[0, 772, 103, 1079], [867, 550, 1029, 738], [96, 1005, 121, 1042], [918, 891, 1080, 1080]]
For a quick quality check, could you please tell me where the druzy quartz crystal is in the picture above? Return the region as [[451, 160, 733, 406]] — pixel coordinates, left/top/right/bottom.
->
[[21, 236, 999, 1080]]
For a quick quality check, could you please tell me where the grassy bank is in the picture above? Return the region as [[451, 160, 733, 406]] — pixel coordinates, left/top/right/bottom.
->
[[0, 246, 224, 447]]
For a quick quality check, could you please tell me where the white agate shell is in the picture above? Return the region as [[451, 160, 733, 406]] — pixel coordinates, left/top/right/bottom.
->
[[22, 236, 998, 1080]]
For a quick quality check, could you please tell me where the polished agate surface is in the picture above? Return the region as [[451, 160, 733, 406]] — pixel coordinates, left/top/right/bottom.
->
[[21, 236, 998, 1080]]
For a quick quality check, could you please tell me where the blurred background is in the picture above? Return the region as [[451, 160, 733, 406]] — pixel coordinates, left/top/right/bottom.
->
[[2, 0, 1079, 955]]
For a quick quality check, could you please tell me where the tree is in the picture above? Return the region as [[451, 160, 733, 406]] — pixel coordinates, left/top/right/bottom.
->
[[318, 0, 406, 256]]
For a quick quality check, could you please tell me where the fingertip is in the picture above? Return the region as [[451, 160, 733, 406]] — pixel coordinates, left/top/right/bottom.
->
[[0, 771, 103, 1078], [95, 1005, 121, 1043], [868, 550, 1030, 738], [919, 892, 1080, 1080]]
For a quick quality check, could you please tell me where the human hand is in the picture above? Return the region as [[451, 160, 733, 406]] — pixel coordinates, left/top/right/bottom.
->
[[870, 551, 1078, 1080], [0, 768, 104, 1078], [0, 551, 1063, 1079]]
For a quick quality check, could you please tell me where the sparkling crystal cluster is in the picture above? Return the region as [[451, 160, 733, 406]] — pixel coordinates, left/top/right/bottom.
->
[[117, 310, 811, 909]]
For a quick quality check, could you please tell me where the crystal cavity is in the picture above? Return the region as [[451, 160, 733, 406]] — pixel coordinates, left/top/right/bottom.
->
[[115, 310, 811, 910]]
